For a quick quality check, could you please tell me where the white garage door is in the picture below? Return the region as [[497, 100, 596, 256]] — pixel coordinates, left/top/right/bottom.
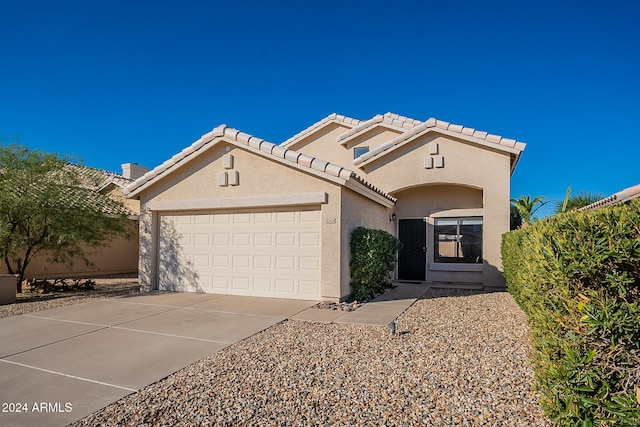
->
[[157, 208, 322, 300]]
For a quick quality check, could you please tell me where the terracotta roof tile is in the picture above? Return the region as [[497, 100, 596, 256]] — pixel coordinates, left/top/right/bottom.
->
[[47, 165, 138, 216], [311, 158, 329, 172], [248, 136, 263, 150], [271, 145, 287, 158], [324, 163, 343, 177], [284, 150, 300, 163]]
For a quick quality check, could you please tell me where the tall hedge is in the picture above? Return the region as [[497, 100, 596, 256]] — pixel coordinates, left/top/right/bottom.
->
[[350, 227, 401, 301], [502, 199, 640, 426]]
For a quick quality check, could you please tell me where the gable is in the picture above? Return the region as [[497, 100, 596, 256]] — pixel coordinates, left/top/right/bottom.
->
[[354, 117, 525, 174], [126, 125, 395, 208], [360, 132, 514, 194], [281, 113, 360, 148], [337, 112, 422, 145]]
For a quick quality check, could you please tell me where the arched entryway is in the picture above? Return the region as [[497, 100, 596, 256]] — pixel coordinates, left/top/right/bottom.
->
[[392, 184, 483, 283]]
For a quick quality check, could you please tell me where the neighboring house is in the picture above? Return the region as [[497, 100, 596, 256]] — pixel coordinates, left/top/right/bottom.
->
[[0, 163, 146, 279], [125, 112, 526, 301], [579, 183, 640, 211]]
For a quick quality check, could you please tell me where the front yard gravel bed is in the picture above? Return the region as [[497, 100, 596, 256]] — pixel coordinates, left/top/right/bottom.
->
[[72, 288, 550, 426]]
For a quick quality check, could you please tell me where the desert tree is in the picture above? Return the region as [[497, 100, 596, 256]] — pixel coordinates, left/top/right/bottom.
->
[[0, 143, 130, 292]]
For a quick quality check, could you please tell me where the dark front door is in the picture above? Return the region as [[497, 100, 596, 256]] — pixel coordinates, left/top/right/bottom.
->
[[398, 218, 426, 281]]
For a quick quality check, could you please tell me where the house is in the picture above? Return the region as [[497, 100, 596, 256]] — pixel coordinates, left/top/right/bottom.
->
[[1, 164, 146, 279], [125, 112, 526, 301], [579, 183, 640, 211]]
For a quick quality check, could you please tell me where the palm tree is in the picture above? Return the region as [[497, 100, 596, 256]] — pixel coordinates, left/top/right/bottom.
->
[[554, 186, 604, 214], [510, 195, 547, 227]]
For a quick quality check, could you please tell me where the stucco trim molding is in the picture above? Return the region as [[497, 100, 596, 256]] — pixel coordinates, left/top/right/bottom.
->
[[429, 208, 484, 218], [430, 263, 483, 272], [146, 192, 328, 211]]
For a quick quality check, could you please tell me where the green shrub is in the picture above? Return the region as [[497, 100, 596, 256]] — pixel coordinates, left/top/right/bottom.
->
[[502, 199, 640, 426], [350, 227, 401, 301]]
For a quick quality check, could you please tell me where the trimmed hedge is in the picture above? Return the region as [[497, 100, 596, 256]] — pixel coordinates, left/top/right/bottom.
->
[[502, 199, 640, 426], [350, 227, 401, 301]]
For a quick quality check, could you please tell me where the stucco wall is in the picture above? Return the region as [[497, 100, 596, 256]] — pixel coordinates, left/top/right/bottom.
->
[[1, 221, 139, 279], [361, 134, 511, 286], [340, 188, 395, 299], [288, 124, 404, 174], [393, 185, 483, 217], [283, 122, 350, 160], [136, 142, 348, 299], [103, 185, 140, 214]]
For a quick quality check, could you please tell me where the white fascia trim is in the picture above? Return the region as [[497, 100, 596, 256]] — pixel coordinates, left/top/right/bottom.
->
[[147, 192, 328, 211], [357, 128, 522, 169], [344, 180, 396, 208]]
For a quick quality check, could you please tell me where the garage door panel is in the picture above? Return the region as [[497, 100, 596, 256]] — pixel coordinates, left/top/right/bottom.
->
[[233, 213, 251, 223], [158, 209, 321, 299], [275, 232, 296, 246], [253, 256, 272, 268], [194, 234, 210, 245], [253, 278, 272, 293], [254, 233, 272, 245], [232, 277, 250, 290], [300, 232, 320, 246], [275, 256, 295, 270], [232, 255, 251, 268], [213, 233, 230, 245]]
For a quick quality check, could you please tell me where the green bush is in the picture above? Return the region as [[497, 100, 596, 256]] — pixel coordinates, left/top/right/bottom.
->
[[502, 199, 640, 426], [350, 227, 401, 301]]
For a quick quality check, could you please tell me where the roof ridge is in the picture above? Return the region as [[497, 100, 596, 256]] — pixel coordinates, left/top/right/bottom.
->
[[281, 113, 361, 147], [69, 164, 133, 191], [125, 124, 396, 204], [337, 112, 422, 142], [354, 117, 526, 166]]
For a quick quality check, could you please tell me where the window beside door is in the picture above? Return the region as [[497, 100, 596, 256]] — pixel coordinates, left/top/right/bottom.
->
[[434, 217, 482, 263]]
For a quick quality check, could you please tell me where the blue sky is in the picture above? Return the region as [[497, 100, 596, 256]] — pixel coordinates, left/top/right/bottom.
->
[[2, 0, 639, 217]]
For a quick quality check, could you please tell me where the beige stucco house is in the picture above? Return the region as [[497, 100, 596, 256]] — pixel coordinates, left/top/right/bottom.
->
[[1, 164, 144, 280], [125, 112, 525, 301]]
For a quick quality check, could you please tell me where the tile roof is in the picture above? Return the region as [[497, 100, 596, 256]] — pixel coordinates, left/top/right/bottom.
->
[[353, 117, 526, 168], [125, 125, 397, 204], [71, 164, 134, 192], [68, 165, 137, 216], [281, 113, 361, 147], [337, 112, 423, 143], [579, 183, 640, 211], [2, 164, 136, 217]]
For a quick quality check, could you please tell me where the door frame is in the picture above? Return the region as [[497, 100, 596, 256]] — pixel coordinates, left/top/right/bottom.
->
[[396, 217, 428, 281]]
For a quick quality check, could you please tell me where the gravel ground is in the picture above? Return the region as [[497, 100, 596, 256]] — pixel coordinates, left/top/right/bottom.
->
[[71, 288, 550, 427], [0, 276, 140, 319]]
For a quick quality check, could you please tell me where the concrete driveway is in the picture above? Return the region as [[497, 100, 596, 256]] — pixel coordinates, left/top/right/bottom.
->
[[0, 293, 316, 427]]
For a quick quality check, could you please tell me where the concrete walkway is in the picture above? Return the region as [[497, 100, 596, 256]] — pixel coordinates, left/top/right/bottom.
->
[[0, 293, 315, 427], [0, 284, 428, 426], [290, 282, 428, 325]]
